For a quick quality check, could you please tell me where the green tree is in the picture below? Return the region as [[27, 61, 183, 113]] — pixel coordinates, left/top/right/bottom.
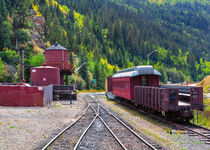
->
[[0, 48, 18, 65], [79, 50, 90, 90], [0, 0, 8, 22], [15, 0, 31, 28], [14, 29, 30, 43], [94, 62, 100, 90], [29, 53, 45, 67], [0, 58, 4, 75], [159, 67, 168, 84], [0, 21, 12, 50]]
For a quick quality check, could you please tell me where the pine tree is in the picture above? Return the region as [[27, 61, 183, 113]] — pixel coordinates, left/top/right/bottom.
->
[[0, 0, 8, 22], [79, 50, 90, 90], [94, 62, 100, 90], [0, 21, 12, 50], [16, 0, 31, 28]]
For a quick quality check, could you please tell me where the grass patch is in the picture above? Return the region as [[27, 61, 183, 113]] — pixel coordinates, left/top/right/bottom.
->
[[79, 89, 105, 93], [7, 126, 22, 130], [42, 133, 47, 139], [51, 102, 63, 109], [191, 98, 210, 128], [9, 126, 15, 129], [140, 127, 171, 143], [106, 98, 168, 128], [104, 98, 172, 144]]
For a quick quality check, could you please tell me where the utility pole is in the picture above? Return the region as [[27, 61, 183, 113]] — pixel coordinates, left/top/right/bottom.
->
[[16, 39, 22, 81], [21, 47, 24, 80], [147, 50, 158, 65], [16, 39, 24, 81]]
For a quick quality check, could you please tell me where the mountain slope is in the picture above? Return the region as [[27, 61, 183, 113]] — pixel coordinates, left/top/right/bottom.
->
[[0, 0, 209, 88]]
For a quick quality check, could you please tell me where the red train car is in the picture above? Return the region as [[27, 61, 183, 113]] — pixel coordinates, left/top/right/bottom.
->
[[107, 65, 204, 121], [106, 76, 113, 92], [112, 66, 160, 100]]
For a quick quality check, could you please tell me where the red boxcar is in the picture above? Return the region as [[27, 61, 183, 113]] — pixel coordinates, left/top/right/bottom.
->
[[107, 65, 204, 121], [112, 66, 161, 100]]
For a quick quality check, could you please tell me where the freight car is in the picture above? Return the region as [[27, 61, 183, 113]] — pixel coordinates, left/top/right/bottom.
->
[[107, 65, 204, 122]]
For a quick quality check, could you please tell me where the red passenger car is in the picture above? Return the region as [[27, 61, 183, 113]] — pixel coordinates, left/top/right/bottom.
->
[[112, 66, 161, 100], [107, 65, 204, 121]]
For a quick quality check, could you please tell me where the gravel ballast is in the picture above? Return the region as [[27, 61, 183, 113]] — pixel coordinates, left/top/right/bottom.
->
[[1, 93, 209, 150], [95, 94, 210, 150], [0, 95, 86, 150]]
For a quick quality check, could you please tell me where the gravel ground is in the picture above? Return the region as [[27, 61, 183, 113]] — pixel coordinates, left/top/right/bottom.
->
[[94, 94, 210, 150], [99, 106, 152, 150], [49, 105, 95, 150], [0, 94, 86, 150], [1, 93, 209, 150], [78, 117, 123, 150]]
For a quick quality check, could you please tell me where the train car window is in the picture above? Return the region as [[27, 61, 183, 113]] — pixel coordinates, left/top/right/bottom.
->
[[141, 76, 147, 86]]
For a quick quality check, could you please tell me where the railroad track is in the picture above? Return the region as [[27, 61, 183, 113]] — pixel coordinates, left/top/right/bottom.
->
[[110, 96, 210, 145], [87, 95, 161, 150], [177, 123, 210, 144], [41, 96, 95, 150], [42, 94, 160, 150]]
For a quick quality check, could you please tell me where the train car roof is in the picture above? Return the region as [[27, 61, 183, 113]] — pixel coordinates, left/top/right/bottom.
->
[[112, 65, 161, 78]]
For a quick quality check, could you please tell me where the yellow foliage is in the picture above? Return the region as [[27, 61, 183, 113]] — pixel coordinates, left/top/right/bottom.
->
[[100, 57, 119, 76], [196, 75, 210, 92], [32, 41, 43, 53], [32, 5, 42, 16], [74, 11, 84, 28], [51, 0, 58, 6], [63, 29, 67, 37], [88, 51, 94, 58], [46, 0, 50, 6], [46, 41, 51, 47], [59, 5, 69, 15]]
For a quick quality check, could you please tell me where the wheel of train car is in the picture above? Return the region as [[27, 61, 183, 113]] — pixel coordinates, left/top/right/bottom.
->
[[73, 94, 77, 100], [147, 108, 155, 114], [164, 112, 174, 121]]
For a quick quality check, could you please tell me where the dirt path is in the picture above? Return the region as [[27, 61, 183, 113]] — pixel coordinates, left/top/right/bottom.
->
[[0, 94, 86, 150]]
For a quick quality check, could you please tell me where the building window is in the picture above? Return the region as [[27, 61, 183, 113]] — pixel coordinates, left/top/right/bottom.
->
[[141, 76, 147, 86]]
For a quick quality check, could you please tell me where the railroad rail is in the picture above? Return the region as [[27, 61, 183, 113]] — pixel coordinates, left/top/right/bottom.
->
[[41, 97, 96, 150], [88, 95, 160, 150], [111, 97, 210, 145], [42, 94, 160, 150], [74, 96, 126, 150], [179, 123, 210, 144]]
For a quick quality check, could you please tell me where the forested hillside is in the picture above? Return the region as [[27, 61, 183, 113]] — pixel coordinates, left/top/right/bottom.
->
[[0, 0, 209, 89]]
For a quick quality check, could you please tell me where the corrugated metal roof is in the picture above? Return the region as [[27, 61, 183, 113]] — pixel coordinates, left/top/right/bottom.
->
[[46, 42, 67, 50], [112, 65, 161, 78]]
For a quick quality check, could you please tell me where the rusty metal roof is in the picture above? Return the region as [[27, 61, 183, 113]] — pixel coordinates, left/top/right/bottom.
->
[[46, 42, 67, 50], [112, 65, 161, 78]]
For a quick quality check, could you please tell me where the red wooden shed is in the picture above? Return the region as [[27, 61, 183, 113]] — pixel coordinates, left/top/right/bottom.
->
[[0, 85, 53, 107]]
